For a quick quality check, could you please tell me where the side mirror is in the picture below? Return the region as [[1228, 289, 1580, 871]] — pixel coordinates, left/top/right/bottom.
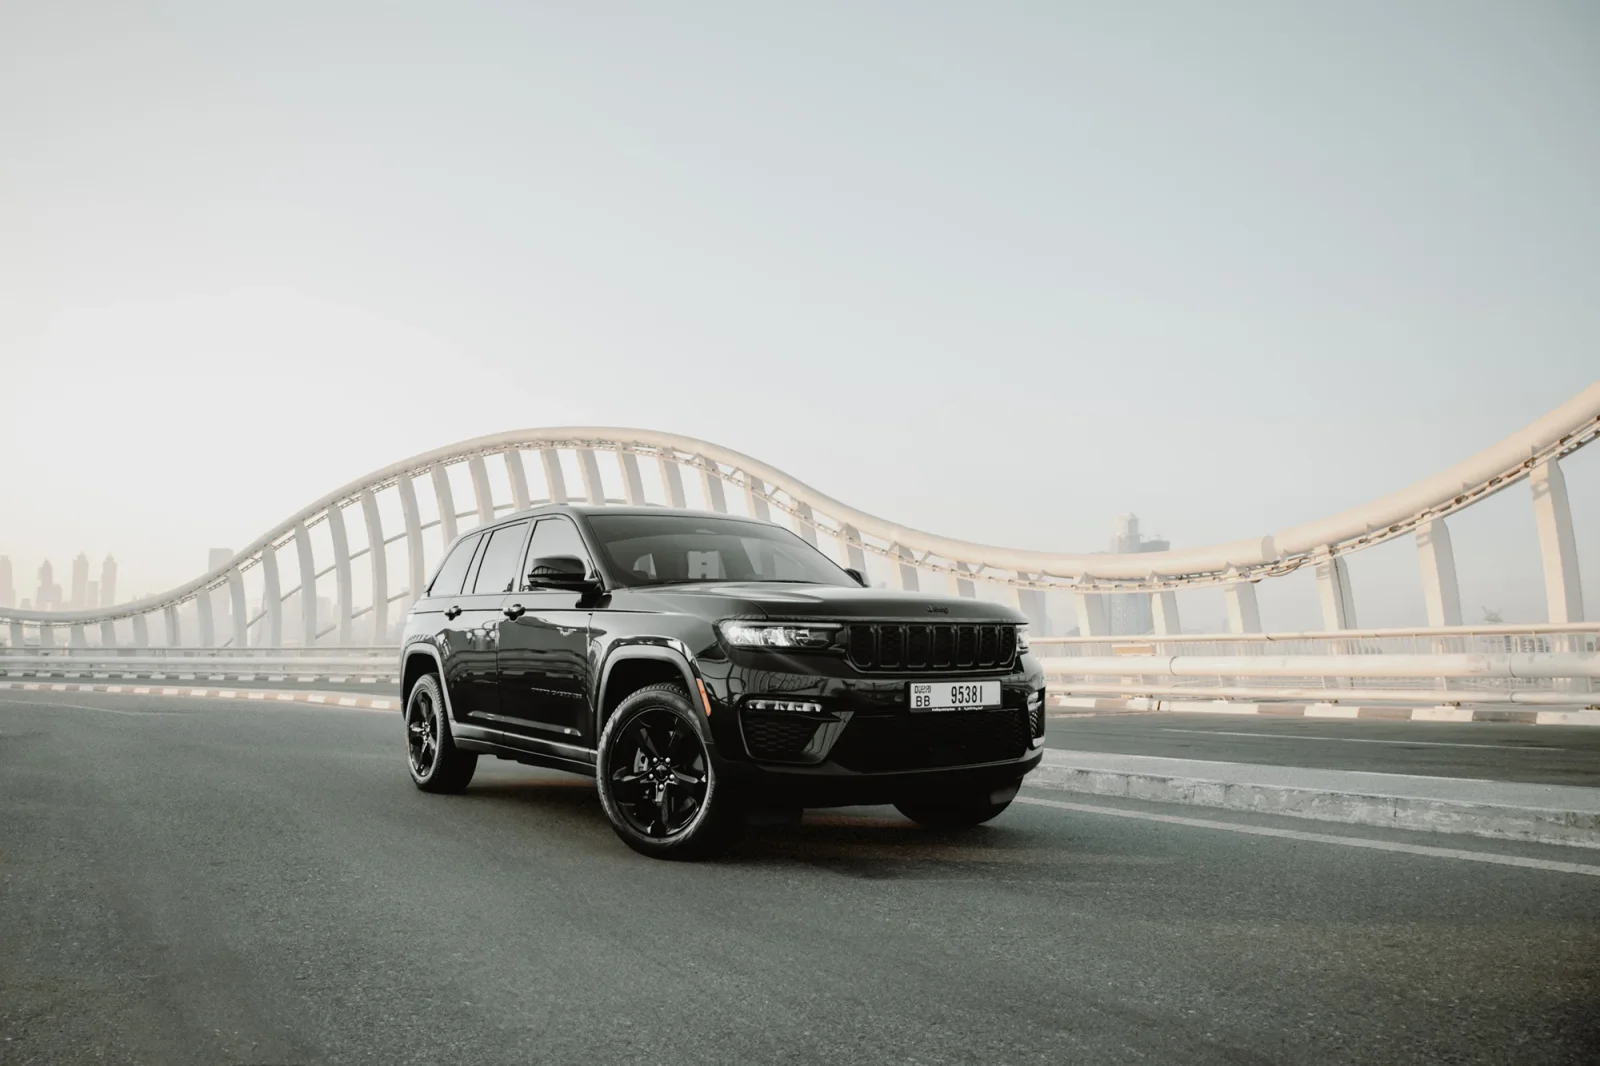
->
[[844, 567, 867, 587], [526, 555, 599, 591]]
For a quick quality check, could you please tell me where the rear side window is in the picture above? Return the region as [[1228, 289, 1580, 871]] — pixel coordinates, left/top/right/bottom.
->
[[472, 522, 530, 594], [428, 533, 481, 597]]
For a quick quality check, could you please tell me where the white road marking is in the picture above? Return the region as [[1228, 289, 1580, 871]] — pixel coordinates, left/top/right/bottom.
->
[[1157, 728, 1563, 751], [1016, 796, 1600, 876], [0, 696, 191, 717]]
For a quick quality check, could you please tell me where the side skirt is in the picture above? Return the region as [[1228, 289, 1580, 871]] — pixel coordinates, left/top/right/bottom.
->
[[453, 723, 598, 778]]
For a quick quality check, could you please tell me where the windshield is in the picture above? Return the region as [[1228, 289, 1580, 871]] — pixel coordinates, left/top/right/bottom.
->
[[586, 513, 859, 589]]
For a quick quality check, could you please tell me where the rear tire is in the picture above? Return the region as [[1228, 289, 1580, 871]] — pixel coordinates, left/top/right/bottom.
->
[[405, 673, 477, 794], [894, 783, 1018, 830], [596, 682, 743, 860]]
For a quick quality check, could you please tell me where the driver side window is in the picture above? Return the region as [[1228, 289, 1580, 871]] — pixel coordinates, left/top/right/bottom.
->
[[519, 518, 594, 592]]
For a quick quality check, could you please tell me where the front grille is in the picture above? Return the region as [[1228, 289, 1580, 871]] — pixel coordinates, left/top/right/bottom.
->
[[741, 712, 820, 762], [828, 708, 1031, 772], [845, 622, 1020, 673]]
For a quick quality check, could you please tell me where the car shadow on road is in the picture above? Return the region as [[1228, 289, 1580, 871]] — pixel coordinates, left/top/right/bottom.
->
[[458, 768, 1079, 880]]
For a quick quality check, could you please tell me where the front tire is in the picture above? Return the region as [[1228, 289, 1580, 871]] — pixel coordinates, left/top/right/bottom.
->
[[405, 673, 477, 793], [596, 682, 743, 860]]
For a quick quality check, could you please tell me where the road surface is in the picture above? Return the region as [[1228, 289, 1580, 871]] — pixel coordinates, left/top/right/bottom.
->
[[3, 690, 1597, 1065]]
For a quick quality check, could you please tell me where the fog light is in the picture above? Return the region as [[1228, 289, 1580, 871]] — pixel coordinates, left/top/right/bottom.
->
[[1026, 691, 1044, 710], [746, 699, 824, 714]]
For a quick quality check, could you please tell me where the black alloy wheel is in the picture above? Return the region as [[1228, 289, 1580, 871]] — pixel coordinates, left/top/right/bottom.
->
[[610, 707, 708, 836], [596, 683, 742, 859], [405, 672, 477, 793]]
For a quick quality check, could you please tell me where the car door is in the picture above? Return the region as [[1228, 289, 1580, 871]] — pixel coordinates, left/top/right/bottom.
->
[[419, 530, 486, 719], [495, 515, 596, 740], [449, 519, 531, 724]]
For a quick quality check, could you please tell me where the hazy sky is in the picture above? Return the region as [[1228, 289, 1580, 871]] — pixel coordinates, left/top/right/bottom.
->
[[2, 1, 1596, 627]]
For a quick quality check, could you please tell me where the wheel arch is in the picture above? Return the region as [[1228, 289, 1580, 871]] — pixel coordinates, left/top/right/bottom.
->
[[596, 643, 706, 740], [401, 643, 458, 720]]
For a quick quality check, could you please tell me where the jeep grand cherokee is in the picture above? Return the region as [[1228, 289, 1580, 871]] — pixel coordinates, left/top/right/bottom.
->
[[398, 506, 1046, 858]]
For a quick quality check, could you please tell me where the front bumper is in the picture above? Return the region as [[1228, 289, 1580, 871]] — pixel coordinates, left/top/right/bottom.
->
[[699, 652, 1047, 807]]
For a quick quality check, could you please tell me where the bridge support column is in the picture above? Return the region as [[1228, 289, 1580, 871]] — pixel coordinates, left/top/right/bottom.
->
[[99, 620, 116, 648], [505, 450, 531, 511], [132, 614, 149, 648], [1151, 591, 1180, 636], [362, 489, 389, 644], [195, 588, 215, 647], [539, 450, 568, 506], [793, 502, 819, 547], [620, 452, 646, 505], [744, 475, 770, 521], [294, 522, 318, 647], [1416, 519, 1463, 627], [700, 463, 727, 512], [69, 623, 87, 648], [399, 475, 425, 615], [164, 605, 182, 648], [577, 449, 605, 505], [1073, 584, 1107, 637], [839, 524, 867, 576], [949, 563, 975, 598], [10, 621, 25, 650], [468, 455, 496, 523], [659, 457, 687, 508], [260, 549, 282, 648], [38, 625, 56, 648], [1315, 555, 1357, 631], [228, 570, 248, 649], [1225, 575, 1262, 634], [1531, 458, 1585, 623], [328, 506, 354, 645], [1014, 574, 1048, 631], [432, 464, 460, 542], [894, 546, 919, 591]]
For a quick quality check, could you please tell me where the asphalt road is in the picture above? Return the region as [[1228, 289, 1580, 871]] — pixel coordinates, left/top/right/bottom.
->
[[1048, 713, 1600, 787], [3, 691, 1598, 1066]]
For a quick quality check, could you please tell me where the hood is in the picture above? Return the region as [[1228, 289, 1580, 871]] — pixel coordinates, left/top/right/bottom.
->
[[610, 581, 1028, 623]]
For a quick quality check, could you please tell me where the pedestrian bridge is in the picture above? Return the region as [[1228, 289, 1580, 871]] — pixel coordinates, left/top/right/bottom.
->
[[4, 383, 1597, 710]]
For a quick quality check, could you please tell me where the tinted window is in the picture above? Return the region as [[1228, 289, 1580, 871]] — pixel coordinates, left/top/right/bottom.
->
[[520, 518, 593, 591], [428, 533, 481, 597], [471, 522, 530, 595], [586, 513, 856, 588]]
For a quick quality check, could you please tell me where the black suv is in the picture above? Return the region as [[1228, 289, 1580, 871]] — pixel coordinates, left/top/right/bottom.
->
[[398, 505, 1045, 858]]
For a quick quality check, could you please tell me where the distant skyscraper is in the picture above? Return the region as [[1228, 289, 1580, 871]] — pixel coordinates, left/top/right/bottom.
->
[[87, 581, 99, 607], [0, 556, 13, 608], [1106, 514, 1171, 636], [35, 560, 62, 610], [70, 553, 90, 610], [100, 555, 117, 607]]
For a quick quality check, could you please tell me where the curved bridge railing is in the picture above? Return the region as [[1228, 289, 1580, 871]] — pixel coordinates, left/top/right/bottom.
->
[[2, 382, 1596, 650]]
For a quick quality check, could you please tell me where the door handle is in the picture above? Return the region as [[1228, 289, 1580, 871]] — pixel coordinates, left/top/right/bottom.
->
[[444, 605, 462, 620], [503, 603, 526, 620]]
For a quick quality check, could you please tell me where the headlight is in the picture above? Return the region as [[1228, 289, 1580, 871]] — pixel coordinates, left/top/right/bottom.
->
[[718, 621, 840, 650], [1017, 623, 1031, 653]]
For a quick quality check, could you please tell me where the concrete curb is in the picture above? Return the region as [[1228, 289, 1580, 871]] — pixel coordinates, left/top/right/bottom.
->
[[1047, 695, 1600, 727], [0, 680, 397, 712], [1029, 751, 1600, 850]]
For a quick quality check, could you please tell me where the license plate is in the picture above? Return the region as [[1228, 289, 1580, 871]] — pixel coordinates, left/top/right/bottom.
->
[[909, 681, 1001, 711]]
